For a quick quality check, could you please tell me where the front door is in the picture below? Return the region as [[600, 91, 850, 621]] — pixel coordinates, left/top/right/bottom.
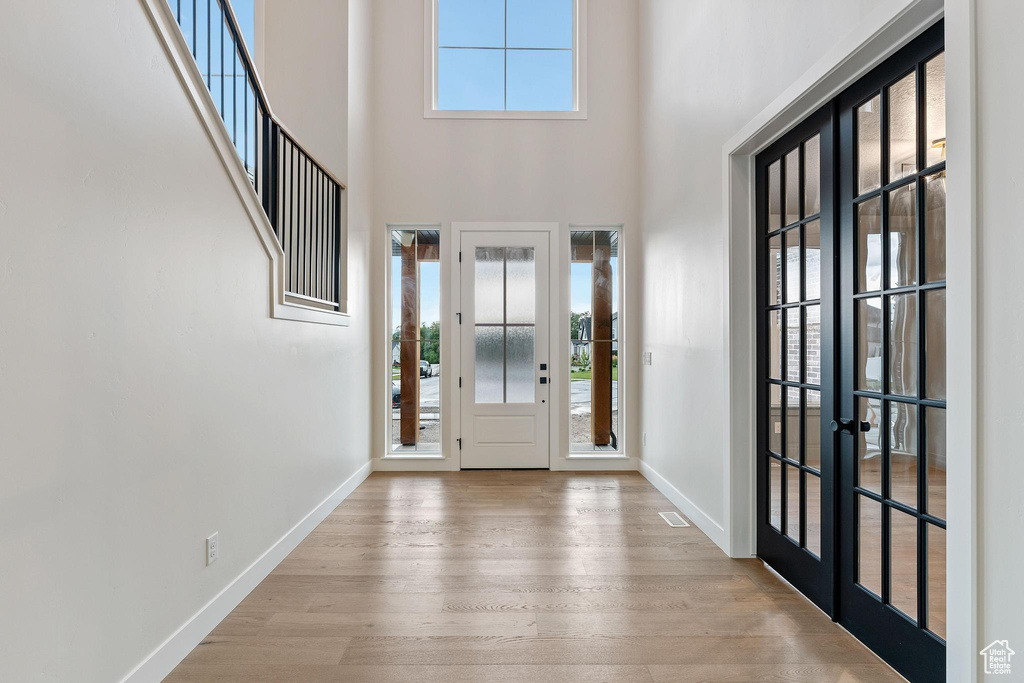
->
[[459, 231, 550, 468]]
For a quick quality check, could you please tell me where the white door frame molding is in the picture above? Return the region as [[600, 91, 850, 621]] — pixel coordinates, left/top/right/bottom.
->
[[451, 222, 561, 470], [720, 1, 977, 681]]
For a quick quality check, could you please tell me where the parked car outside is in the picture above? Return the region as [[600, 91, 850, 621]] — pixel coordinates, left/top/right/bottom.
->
[[420, 360, 432, 377], [391, 381, 400, 408]]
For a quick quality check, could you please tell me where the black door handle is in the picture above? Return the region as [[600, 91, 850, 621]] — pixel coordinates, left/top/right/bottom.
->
[[831, 418, 854, 434], [831, 418, 872, 434]]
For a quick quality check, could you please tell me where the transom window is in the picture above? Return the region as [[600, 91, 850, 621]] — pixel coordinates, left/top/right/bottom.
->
[[426, 0, 587, 118]]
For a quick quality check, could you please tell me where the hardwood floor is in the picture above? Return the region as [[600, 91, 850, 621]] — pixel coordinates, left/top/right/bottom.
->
[[165, 471, 904, 682]]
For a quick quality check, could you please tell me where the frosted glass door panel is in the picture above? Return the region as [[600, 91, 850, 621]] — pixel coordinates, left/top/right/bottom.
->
[[475, 326, 505, 404], [475, 247, 505, 324], [472, 246, 537, 404], [505, 248, 536, 324], [505, 326, 536, 403]]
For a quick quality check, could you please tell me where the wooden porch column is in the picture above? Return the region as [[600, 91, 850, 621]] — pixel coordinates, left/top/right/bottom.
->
[[400, 234, 419, 445], [592, 234, 613, 446]]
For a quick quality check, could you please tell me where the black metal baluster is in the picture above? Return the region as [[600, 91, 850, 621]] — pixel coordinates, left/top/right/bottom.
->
[[299, 152, 306, 296], [205, 0, 211, 88], [312, 167, 318, 300], [316, 169, 322, 300], [284, 138, 291, 291], [219, 3, 225, 121], [295, 143, 301, 294], [323, 171, 327, 301], [243, 78, 248, 174], [320, 170, 326, 301], [328, 181, 335, 306], [334, 183, 342, 308], [306, 158, 314, 298], [325, 173, 331, 301], [271, 122, 280, 234], [191, 0, 197, 57], [290, 141, 297, 292], [308, 158, 315, 298], [305, 157, 312, 297], [232, 45, 237, 150], [265, 119, 271, 229]]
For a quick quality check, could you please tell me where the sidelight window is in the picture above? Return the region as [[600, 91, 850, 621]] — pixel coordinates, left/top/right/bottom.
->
[[389, 228, 442, 453], [569, 229, 620, 452]]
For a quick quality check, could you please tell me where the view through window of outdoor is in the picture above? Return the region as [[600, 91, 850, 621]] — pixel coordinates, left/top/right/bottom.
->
[[391, 229, 441, 452], [570, 230, 619, 451], [436, 0, 574, 111]]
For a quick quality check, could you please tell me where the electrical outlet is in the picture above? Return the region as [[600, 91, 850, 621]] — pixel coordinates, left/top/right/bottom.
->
[[642, 432, 647, 447], [642, 351, 652, 366], [206, 532, 219, 566]]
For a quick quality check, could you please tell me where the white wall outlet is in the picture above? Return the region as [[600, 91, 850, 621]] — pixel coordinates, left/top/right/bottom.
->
[[206, 532, 219, 566], [642, 351, 652, 366], [642, 432, 647, 447]]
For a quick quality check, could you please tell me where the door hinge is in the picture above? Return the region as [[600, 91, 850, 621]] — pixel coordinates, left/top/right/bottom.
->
[[457, 312, 462, 324], [459, 251, 462, 262], [459, 376, 462, 388], [457, 438, 462, 450]]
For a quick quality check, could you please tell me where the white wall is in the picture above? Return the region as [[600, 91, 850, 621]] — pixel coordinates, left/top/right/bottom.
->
[[261, 0, 348, 178], [636, 0, 883, 545], [370, 0, 642, 465], [0, 1, 371, 681], [975, 0, 1024, 667]]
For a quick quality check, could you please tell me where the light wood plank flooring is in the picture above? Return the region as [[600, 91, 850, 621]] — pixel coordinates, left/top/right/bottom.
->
[[165, 471, 903, 682]]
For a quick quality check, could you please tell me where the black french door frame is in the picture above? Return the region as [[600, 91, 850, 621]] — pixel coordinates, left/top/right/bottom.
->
[[755, 19, 945, 683], [755, 102, 837, 615], [836, 21, 945, 683]]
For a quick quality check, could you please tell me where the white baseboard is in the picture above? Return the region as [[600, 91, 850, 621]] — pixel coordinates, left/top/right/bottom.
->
[[373, 456, 456, 471], [638, 460, 729, 553], [552, 456, 639, 471], [120, 460, 372, 683]]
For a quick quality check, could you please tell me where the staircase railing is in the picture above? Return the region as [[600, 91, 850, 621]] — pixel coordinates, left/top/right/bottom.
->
[[170, 0, 344, 311]]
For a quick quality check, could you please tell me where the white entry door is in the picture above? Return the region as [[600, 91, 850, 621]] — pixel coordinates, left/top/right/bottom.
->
[[460, 231, 550, 468]]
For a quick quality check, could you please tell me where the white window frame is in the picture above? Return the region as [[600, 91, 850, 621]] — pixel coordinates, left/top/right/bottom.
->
[[423, 0, 588, 120], [383, 224, 447, 460], [566, 224, 626, 458]]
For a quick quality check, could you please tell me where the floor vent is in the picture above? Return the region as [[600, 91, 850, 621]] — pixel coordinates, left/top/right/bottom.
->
[[659, 511, 690, 527]]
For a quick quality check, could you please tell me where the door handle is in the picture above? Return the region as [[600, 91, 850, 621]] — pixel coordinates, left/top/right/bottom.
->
[[831, 418, 871, 434]]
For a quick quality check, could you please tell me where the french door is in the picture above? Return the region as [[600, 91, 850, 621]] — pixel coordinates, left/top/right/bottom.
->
[[459, 231, 550, 468], [756, 103, 837, 613], [756, 22, 946, 683]]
